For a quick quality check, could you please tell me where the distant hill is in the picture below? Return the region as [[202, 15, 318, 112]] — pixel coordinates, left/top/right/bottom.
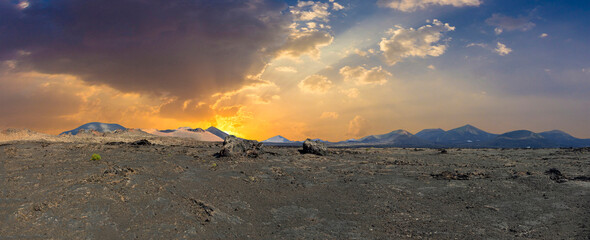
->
[[485, 130, 553, 148], [262, 135, 293, 143], [334, 129, 432, 147], [206, 127, 229, 140], [142, 127, 222, 142], [60, 122, 126, 135], [436, 125, 497, 146], [411, 125, 589, 148], [414, 128, 446, 142], [537, 130, 588, 147]]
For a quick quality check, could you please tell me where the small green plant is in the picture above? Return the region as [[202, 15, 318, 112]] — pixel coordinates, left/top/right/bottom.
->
[[91, 153, 102, 161], [211, 162, 217, 168]]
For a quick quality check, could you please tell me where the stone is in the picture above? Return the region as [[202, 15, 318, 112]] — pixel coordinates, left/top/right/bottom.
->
[[219, 135, 264, 157], [301, 139, 327, 156]]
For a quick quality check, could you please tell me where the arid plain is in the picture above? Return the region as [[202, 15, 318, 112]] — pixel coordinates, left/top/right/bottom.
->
[[1, 130, 589, 239]]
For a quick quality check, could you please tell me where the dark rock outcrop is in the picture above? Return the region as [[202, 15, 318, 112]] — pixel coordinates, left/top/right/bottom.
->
[[301, 139, 328, 156], [219, 135, 264, 157], [131, 139, 152, 146]]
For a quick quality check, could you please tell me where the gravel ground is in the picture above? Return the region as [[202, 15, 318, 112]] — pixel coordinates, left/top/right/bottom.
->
[[1, 140, 589, 239]]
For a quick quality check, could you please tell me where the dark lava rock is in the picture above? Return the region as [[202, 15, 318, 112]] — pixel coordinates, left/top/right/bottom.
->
[[439, 149, 448, 154], [219, 135, 264, 158], [545, 168, 568, 183], [301, 139, 328, 156], [571, 176, 590, 181], [131, 139, 152, 146], [431, 171, 488, 180]]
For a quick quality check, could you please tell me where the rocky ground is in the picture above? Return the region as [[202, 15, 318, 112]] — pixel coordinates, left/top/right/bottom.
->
[[0, 138, 589, 239]]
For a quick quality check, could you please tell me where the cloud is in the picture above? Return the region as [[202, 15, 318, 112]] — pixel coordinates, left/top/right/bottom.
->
[[0, 71, 185, 134], [494, 42, 512, 56], [377, 0, 481, 12], [494, 28, 503, 35], [348, 115, 368, 137], [278, 29, 334, 58], [427, 65, 436, 70], [341, 88, 360, 98], [0, 0, 292, 100], [159, 99, 216, 121], [486, 14, 535, 34], [466, 43, 488, 48], [332, 2, 345, 11], [275, 66, 298, 73], [17, 1, 29, 9], [379, 20, 455, 65], [298, 74, 332, 93], [320, 112, 339, 119], [339, 66, 391, 85], [539, 33, 548, 38], [290, 1, 331, 22]]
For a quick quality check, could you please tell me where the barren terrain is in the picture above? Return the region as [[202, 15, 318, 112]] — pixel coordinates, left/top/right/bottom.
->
[[1, 137, 589, 239]]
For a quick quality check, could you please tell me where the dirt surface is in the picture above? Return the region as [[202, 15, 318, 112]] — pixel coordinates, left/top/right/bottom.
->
[[1, 140, 589, 239]]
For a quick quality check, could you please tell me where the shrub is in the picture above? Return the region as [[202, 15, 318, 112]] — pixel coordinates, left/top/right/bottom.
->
[[91, 153, 102, 161]]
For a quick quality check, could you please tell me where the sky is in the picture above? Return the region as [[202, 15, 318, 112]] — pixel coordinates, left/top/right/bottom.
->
[[1, 0, 589, 141]]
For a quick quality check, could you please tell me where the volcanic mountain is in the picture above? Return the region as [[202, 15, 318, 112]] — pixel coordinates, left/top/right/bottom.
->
[[413, 124, 497, 146], [60, 122, 127, 135], [336, 129, 431, 147], [262, 135, 293, 143], [485, 130, 553, 148], [206, 127, 229, 140], [142, 127, 223, 142]]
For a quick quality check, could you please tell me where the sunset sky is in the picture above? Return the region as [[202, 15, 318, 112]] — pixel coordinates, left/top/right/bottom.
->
[[1, 0, 589, 141]]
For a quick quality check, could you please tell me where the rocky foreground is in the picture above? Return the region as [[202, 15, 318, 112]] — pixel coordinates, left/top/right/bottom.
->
[[1, 139, 589, 239]]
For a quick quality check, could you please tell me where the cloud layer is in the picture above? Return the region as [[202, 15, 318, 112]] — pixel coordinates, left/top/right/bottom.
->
[[298, 74, 333, 93], [379, 20, 455, 65], [0, 0, 292, 99], [486, 14, 535, 34], [339, 66, 391, 85], [378, 0, 481, 12]]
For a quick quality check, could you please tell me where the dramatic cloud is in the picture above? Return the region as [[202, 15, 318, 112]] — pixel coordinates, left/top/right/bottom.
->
[[278, 29, 334, 58], [290, 1, 331, 22], [486, 14, 535, 34], [320, 112, 339, 119], [495, 42, 512, 56], [0, 0, 292, 100], [339, 66, 391, 85], [0, 71, 186, 134], [348, 115, 368, 137], [379, 20, 455, 65], [377, 0, 481, 12], [298, 74, 332, 93]]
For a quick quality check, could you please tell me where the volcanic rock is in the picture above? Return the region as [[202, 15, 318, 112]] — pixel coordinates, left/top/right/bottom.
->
[[301, 139, 327, 156], [219, 135, 264, 157]]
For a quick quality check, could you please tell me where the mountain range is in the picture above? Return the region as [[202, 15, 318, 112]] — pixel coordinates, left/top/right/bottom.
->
[[61, 122, 590, 148], [263, 124, 590, 148], [61, 123, 228, 142]]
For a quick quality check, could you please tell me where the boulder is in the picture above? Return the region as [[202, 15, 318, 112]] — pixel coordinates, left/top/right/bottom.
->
[[301, 138, 328, 156], [219, 135, 264, 157]]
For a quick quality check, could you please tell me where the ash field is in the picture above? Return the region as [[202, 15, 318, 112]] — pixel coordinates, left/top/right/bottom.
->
[[1, 132, 589, 239]]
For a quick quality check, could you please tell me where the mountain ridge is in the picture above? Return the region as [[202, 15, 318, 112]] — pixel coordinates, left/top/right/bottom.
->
[[60, 122, 127, 135]]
